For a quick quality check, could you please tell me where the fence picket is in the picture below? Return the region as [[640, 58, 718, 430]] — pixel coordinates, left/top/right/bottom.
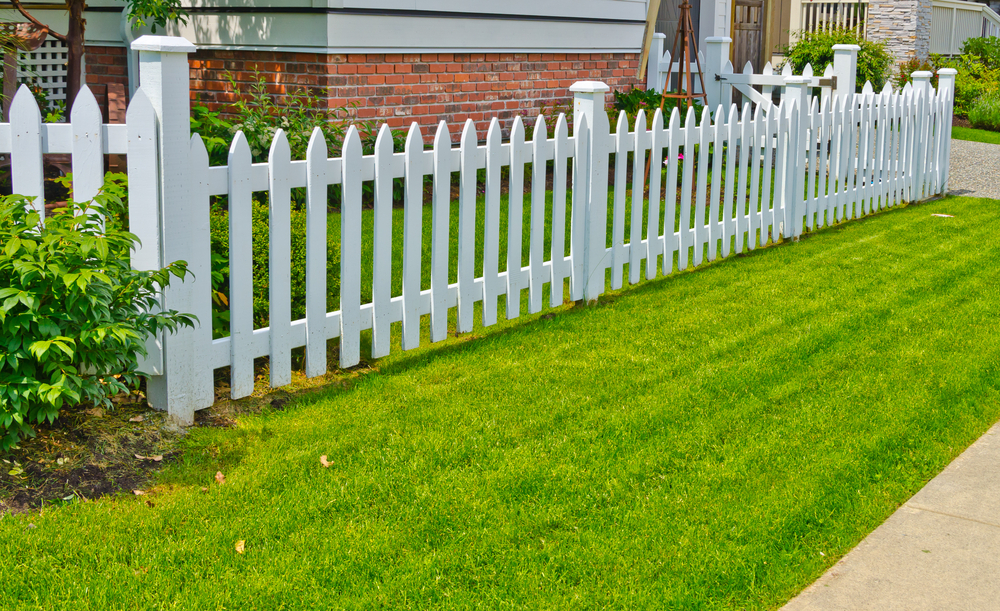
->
[[371, 125, 396, 359], [305, 128, 329, 373], [402, 123, 425, 350], [708, 105, 725, 262], [550, 114, 571, 307], [570, 113, 588, 302], [629, 110, 648, 284], [227, 132, 255, 399], [747, 105, 764, 250], [529, 116, 550, 313], [662, 109, 681, 275], [721, 104, 739, 257], [611, 111, 629, 290], [736, 103, 752, 253], [268, 129, 294, 384], [483, 118, 503, 325], [458, 119, 479, 333], [70, 86, 104, 203], [339, 127, 364, 367], [646, 109, 664, 280], [431, 122, 453, 340], [678, 108, 696, 270], [806, 97, 819, 230], [694, 108, 711, 266], [507, 116, 529, 317], [761, 106, 777, 243], [772, 101, 788, 240], [10, 85, 45, 214]]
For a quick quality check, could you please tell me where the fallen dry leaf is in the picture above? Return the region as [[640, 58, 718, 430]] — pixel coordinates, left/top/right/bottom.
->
[[320, 455, 332, 468], [215, 471, 226, 485], [133, 490, 145, 496], [134, 454, 164, 462], [129, 415, 144, 422], [931, 213, 955, 218], [235, 540, 246, 554], [200, 487, 209, 493]]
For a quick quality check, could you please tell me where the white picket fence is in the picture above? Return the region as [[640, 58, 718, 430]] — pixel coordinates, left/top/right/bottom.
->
[[0, 36, 957, 424]]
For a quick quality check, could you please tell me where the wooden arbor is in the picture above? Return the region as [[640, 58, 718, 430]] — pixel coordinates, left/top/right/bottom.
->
[[659, 0, 707, 112]]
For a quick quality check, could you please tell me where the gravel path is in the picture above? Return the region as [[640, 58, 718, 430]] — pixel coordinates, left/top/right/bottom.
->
[[948, 139, 1000, 199]]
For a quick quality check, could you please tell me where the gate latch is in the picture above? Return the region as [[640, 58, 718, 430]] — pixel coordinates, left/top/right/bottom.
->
[[817, 76, 838, 88]]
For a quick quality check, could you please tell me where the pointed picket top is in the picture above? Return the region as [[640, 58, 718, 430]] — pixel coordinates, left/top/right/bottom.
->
[[902, 81, 913, 96], [880, 81, 894, 96], [460, 117, 476, 145], [616, 109, 629, 137], [782, 63, 793, 76], [803, 63, 814, 78], [723, 59, 734, 76], [824, 64, 834, 77], [11, 83, 42, 120], [307, 125, 327, 159], [684, 104, 697, 128], [125, 87, 154, 128], [511, 114, 525, 143], [666, 105, 678, 131], [743, 61, 754, 75], [819, 94, 830, 114], [700, 104, 712, 127], [433, 120, 451, 151], [487, 116, 501, 141], [269, 127, 291, 163], [862, 81, 874, 96], [405, 121, 423, 151], [635, 108, 647, 131], [697, 50, 705, 66], [71, 85, 102, 125], [374, 122, 393, 153], [533, 114, 548, 142], [753, 100, 764, 121], [763, 62, 774, 75], [229, 129, 252, 162], [810, 95, 819, 114], [742, 101, 752, 123], [555, 112, 568, 140], [652, 107, 665, 132], [715, 104, 726, 126], [190, 131, 209, 168]]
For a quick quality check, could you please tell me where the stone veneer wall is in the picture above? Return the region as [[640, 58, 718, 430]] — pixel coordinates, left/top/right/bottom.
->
[[188, 50, 641, 142], [866, 0, 934, 64]]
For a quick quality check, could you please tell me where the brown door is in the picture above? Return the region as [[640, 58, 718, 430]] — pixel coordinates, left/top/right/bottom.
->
[[731, 0, 766, 72]]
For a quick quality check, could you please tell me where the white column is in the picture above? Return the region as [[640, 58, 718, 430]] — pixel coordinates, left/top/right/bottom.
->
[[911, 70, 933, 201], [570, 81, 611, 303], [703, 37, 732, 113], [132, 35, 214, 425], [648, 32, 666, 91], [937, 67, 958, 194], [832, 44, 860, 99]]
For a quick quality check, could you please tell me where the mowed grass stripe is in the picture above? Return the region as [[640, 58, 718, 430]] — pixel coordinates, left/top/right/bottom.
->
[[2, 196, 998, 610]]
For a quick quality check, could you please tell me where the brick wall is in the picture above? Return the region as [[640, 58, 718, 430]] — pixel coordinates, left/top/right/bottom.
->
[[189, 49, 642, 141], [84, 46, 129, 121]]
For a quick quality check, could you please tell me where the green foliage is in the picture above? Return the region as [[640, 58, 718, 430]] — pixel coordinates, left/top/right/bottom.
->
[[968, 92, 1000, 132], [960, 36, 1000, 70], [126, 0, 188, 32], [0, 174, 194, 450], [896, 57, 937, 89], [611, 87, 704, 129], [782, 28, 893, 92], [934, 54, 1000, 117], [208, 201, 339, 336]]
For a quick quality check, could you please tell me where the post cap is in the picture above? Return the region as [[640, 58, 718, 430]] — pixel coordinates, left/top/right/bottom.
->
[[569, 81, 611, 94], [911, 71, 933, 79], [705, 37, 733, 43], [832, 44, 862, 52], [131, 35, 196, 54], [653, 32, 667, 40], [937, 68, 959, 76]]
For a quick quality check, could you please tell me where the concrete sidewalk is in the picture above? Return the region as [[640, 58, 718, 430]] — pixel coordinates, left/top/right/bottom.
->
[[782, 421, 1000, 610]]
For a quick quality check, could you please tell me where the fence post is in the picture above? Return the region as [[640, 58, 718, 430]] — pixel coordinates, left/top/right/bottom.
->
[[570, 81, 611, 303], [911, 71, 933, 201], [703, 37, 732, 112], [937, 68, 957, 195], [648, 32, 666, 91], [831, 44, 860, 100], [784, 76, 811, 238], [132, 35, 214, 425]]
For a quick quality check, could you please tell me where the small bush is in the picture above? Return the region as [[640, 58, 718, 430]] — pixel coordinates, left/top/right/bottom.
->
[[782, 28, 893, 92], [0, 174, 194, 450], [896, 57, 938, 89], [934, 54, 1000, 117], [611, 87, 704, 129], [961, 36, 1000, 70], [968, 93, 1000, 131]]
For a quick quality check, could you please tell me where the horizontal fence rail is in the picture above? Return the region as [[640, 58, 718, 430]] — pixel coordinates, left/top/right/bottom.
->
[[0, 36, 957, 424]]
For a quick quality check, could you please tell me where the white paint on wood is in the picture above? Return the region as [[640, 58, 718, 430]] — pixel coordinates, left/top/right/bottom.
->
[[70, 86, 104, 204], [305, 127, 329, 374]]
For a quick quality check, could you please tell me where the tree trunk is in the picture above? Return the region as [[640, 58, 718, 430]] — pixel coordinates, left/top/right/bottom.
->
[[65, 0, 86, 113]]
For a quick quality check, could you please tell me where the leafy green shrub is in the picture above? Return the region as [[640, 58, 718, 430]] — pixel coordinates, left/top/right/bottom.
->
[[934, 54, 1000, 117], [0, 174, 194, 450], [968, 92, 1000, 131], [208, 201, 339, 337], [896, 57, 938, 89], [961, 36, 1000, 70], [782, 28, 893, 92]]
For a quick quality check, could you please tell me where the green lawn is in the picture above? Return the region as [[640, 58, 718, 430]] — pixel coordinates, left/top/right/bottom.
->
[[952, 125, 1000, 145], [2, 195, 999, 610]]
